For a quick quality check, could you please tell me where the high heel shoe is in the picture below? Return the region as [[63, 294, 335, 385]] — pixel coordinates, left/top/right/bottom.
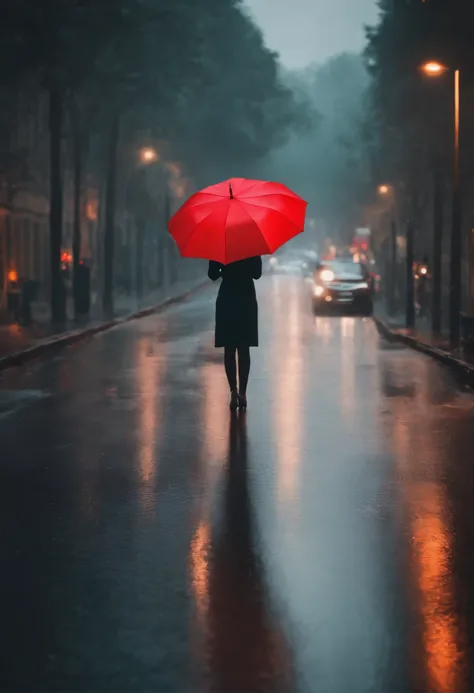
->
[[229, 390, 239, 411], [238, 393, 247, 410]]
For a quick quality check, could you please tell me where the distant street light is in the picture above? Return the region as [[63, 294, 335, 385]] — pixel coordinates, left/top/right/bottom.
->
[[378, 184, 391, 195], [421, 60, 461, 347], [139, 147, 158, 164], [421, 61, 448, 76]]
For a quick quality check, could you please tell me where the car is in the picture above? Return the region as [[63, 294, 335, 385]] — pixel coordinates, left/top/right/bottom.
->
[[267, 252, 309, 275], [312, 259, 373, 315]]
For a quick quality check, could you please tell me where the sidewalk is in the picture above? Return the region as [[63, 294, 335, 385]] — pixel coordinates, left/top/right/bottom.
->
[[374, 306, 474, 387], [377, 308, 474, 364], [0, 278, 204, 361]]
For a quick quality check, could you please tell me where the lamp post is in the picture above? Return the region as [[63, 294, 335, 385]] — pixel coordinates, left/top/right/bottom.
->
[[421, 61, 461, 347], [377, 184, 398, 316]]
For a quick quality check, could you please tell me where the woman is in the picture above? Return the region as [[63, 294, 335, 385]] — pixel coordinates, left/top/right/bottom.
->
[[208, 256, 262, 410]]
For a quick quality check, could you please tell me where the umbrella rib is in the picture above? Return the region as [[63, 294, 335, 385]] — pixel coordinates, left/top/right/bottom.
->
[[239, 200, 306, 231], [239, 192, 302, 201], [184, 197, 226, 210], [234, 180, 263, 196], [237, 201, 304, 248]]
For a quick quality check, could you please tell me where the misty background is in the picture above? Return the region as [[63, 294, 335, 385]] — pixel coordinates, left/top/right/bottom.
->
[[248, 0, 376, 249], [4, 0, 468, 324]]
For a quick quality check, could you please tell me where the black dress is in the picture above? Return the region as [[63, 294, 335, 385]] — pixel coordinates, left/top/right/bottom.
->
[[208, 257, 262, 348]]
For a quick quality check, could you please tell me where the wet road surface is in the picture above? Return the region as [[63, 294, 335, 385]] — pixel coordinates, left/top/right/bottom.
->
[[1, 275, 474, 692]]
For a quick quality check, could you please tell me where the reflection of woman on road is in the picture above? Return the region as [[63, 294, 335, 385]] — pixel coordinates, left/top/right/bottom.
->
[[208, 257, 262, 410], [204, 414, 292, 692]]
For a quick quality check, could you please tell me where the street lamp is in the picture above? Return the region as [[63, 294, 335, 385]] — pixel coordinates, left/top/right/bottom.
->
[[139, 147, 158, 165], [421, 60, 461, 347], [422, 61, 447, 76], [378, 184, 391, 196]]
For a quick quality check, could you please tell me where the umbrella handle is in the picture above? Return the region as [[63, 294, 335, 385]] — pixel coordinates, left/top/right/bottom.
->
[[229, 183, 233, 199]]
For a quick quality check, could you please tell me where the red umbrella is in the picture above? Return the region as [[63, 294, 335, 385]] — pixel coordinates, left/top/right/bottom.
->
[[168, 177, 307, 264]]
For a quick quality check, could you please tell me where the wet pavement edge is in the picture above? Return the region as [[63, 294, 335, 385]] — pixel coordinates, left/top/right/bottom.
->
[[0, 282, 208, 374], [374, 317, 474, 389]]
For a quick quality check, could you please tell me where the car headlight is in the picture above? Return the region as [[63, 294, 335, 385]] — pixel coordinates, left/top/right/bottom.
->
[[359, 282, 369, 289], [313, 284, 325, 297], [320, 269, 335, 283]]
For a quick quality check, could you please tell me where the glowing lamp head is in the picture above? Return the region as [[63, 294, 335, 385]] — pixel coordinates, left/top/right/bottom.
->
[[378, 184, 390, 195], [140, 147, 158, 164], [421, 61, 447, 77]]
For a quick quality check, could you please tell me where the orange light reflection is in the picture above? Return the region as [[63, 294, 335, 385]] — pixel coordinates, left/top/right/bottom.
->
[[135, 337, 165, 513], [190, 520, 211, 627], [272, 279, 302, 503], [391, 358, 466, 692], [189, 341, 229, 630]]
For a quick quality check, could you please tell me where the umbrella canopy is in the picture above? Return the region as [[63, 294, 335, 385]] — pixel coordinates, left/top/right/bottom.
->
[[168, 177, 307, 265]]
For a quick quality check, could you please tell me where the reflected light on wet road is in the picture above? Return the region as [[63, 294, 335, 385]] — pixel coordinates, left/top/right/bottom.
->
[[391, 357, 466, 692], [189, 345, 228, 634], [135, 338, 165, 484], [190, 519, 211, 629], [4, 275, 474, 692], [340, 318, 356, 418], [314, 316, 332, 344], [272, 279, 302, 505], [201, 348, 229, 467], [414, 485, 464, 692], [134, 336, 168, 522]]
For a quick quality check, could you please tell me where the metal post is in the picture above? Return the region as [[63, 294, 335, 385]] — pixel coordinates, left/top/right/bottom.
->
[[389, 220, 397, 316], [432, 166, 443, 334], [450, 69, 461, 348], [471, 226, 474, 315], [406, 220, 415, 329], [0, 213, 7, 309]]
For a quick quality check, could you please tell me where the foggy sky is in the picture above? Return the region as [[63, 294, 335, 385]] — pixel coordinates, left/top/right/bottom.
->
[[245, 0, 379, 68]]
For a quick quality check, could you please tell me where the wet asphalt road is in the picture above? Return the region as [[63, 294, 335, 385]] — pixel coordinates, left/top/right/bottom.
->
[[1, 275, 474, 692]]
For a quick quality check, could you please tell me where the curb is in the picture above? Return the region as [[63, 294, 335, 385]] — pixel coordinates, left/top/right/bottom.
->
[[0, 282, 207, 373], [373, 316, 474, 386]]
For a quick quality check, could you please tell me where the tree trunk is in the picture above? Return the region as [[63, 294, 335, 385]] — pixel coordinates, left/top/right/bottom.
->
[[389, 220, 397, 317], [102, 113, 120, 317], [72, 126, 82, 319], [49, 79, 64, 323], [406, 220, 415, 329], [1, 215, 8, 310], [157, 234, 164, 288], [432, 166, 443, 334], [135, 218, 145, 299], [165, 193, 175, 285]]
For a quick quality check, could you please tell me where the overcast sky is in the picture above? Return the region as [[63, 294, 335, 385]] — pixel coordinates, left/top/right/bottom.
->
[[245, 0, 379, 69]]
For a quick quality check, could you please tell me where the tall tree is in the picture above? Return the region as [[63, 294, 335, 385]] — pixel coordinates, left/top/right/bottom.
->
[[365, 0, 474, 226], [0, 0, 129, 321]]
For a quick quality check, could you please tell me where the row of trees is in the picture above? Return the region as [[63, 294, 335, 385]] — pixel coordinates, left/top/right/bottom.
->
[[0, 0, 301, 321], [257, 0, 474, 260], [365, 0, 474, 255]]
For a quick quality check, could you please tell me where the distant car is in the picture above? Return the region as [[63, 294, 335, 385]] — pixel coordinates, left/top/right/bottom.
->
[[312, 259, 373, 315], [267, 253, 308, 275], [267, 256, 279, 272]]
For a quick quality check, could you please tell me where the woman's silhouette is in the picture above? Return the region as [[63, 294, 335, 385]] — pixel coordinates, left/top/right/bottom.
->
[[205, 413, 293, 692], [208, 257, 262, 410]]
